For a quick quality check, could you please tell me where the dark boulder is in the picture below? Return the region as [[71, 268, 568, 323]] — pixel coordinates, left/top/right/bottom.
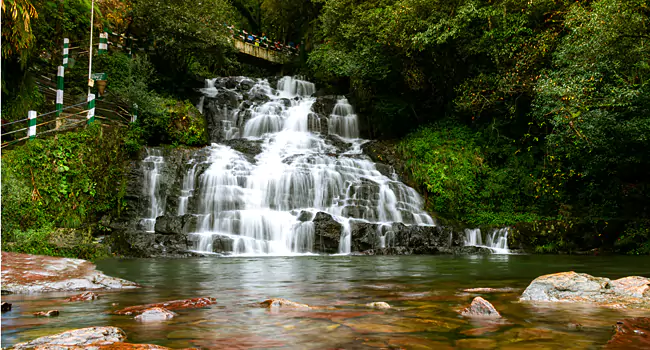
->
[[154, 214, 199, 235], [312, 212, 342, 253], [222, 138, 263, 161], [312, 95, 338, 116]]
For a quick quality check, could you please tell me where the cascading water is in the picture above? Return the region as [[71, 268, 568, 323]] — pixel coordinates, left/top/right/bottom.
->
[[157, 76, 435, 255], [464, 228, 510, 254], [140, 148, 166, 232]]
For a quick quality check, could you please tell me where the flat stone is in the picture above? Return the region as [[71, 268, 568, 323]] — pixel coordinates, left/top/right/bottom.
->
[[12, 326, 126, 349], [113, 297, 216, 315], [606, 317, 650, 349], [463, 287, 520, 293], [134, 307, 177, 322], [520, 272, 650, 307], [67, 291, 100, 301], [1, 252, 138, 294], [260, 298, 311, 310], [90, 343, 173, 349], [33, 310, 60, 317], [461, 297, 501, 318], [366, 302, 391, 309]]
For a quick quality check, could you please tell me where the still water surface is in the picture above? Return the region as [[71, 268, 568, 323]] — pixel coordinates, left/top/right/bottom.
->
[[2, 255, 649, 349]]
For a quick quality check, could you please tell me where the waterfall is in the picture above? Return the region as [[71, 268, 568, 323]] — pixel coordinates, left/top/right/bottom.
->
[[155, 76, 435, 256], [140, 148, 165, 232], [464, 228, 510, 254]]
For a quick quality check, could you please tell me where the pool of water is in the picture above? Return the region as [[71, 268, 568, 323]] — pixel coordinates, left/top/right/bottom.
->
[[2, 255, 649, 349]]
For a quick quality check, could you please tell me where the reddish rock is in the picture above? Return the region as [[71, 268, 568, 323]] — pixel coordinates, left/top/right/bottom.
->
[[33, 310, 60, 317], [67, 291, 100, 301], [134, 307, 177, 322], [1, 252, 138, 294], [12, 326, 126, 349], [113, 297, 216, 315], [460, 297, 501, 318], [520, 272, 650, 307], [260, 298, 310, 310], [91, 343, 173, 349], [1, 301, 11, 312], [606, 317, 650, 349]]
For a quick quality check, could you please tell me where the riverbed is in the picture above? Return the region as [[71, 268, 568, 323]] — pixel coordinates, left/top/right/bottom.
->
[[2, 254, 649, 349]]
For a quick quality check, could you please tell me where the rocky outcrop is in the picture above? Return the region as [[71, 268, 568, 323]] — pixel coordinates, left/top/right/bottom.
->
[[461, 297, 501, 318], [520, 272, 650, 307], [312, 212, 342, 253], [606, 318, 650, 349], [1, 252, 138, 294], [134, 307, 177, 322], [260, 298, 311, 310], [12, 326, 127, 349], [113, 297, 217, 315]]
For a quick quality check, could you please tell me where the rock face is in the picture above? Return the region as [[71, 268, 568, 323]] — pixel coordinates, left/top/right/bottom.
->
[[260, 298, 311, 310], [67, 291, 100, 301], [134, 307, 177, 322], [520, 272, 650, 306], [606, 318, 650, 349], [1, 252, 138, 294], [312, 212, 342, 253], [461, 297, 502, 318], [12, 326, 127, 349], [113, 297, 217, 315]]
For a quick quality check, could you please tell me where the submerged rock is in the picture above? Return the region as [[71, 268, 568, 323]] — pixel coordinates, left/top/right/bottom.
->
[[67, 291, 100, 302], [12, 326, 127, 349], [606, 317, 650, 349], [366, 302, 391, 309], [113, 297, 217, 315], [520, 272, 650, 307], [460, 297, 501, 318], [1, 252, 138, 294], [134, 307, 177, 322], [1, 302, 11, 312], [33, 310, 59, 317], [260, 298, 311, 310]]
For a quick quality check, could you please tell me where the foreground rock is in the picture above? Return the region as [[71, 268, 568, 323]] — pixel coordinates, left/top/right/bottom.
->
[[461, 297, 501, 318], [134, 307, 177, 322], [606, 318, 650, 349], [1, 301, 11, 312], [260, 298, 311, 310], [113, 297, 217, 315], [33, 310, 59, 317], [12, 326, 126, 349], [1, 252, 139, 294], [520, 272, 650, 307], [67, 291, 100, 301]]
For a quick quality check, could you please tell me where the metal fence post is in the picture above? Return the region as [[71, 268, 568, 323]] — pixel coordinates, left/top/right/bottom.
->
[[56, 66, 64, 118], [28, 111, 37, 140], [63, 38, 69, 68], [87, 93, 96, 124]]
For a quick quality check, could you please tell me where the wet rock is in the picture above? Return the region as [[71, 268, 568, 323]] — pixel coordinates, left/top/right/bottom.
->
[[238, 79, 255, 91], [297, 210, 314, 222], [222, 138, 263, 161], [366, 302, 391, 309], [1, 252, 138, 294], [210, 235, 235, 253], [520, 272, 650, 306], [606, 317, 650, 349], [1, 301, 11, 312], [312, 212, 342, 254], [154, 214, 198, 235], [33, 310, 59, 317], [261, 298, 311, 310], [67, 291, 100, 301], [12, 326, 127, 349], [312, 95, 338, 116], [110, 230, 193, 258], [461, 297, 501, 318], [463, 287, 520, 293], [113, 297, 217, 315], [134, 307, 177, 322]]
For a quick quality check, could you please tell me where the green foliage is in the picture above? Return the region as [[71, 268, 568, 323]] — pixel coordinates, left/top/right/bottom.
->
[[614, 220, 650, 255], [1, 124, 128, 234], [1, 225, 109, 261]]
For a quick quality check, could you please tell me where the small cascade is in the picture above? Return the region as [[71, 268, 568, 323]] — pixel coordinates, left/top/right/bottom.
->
[[464, 228, 510, 254], [151, 76, 436, 256], [177, 161, 197, 215], [329, 98, 359, 139], [140, 148, 165, 232]]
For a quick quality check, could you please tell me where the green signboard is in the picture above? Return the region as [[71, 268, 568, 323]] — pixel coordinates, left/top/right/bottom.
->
[[91, 72, 107, 80]]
